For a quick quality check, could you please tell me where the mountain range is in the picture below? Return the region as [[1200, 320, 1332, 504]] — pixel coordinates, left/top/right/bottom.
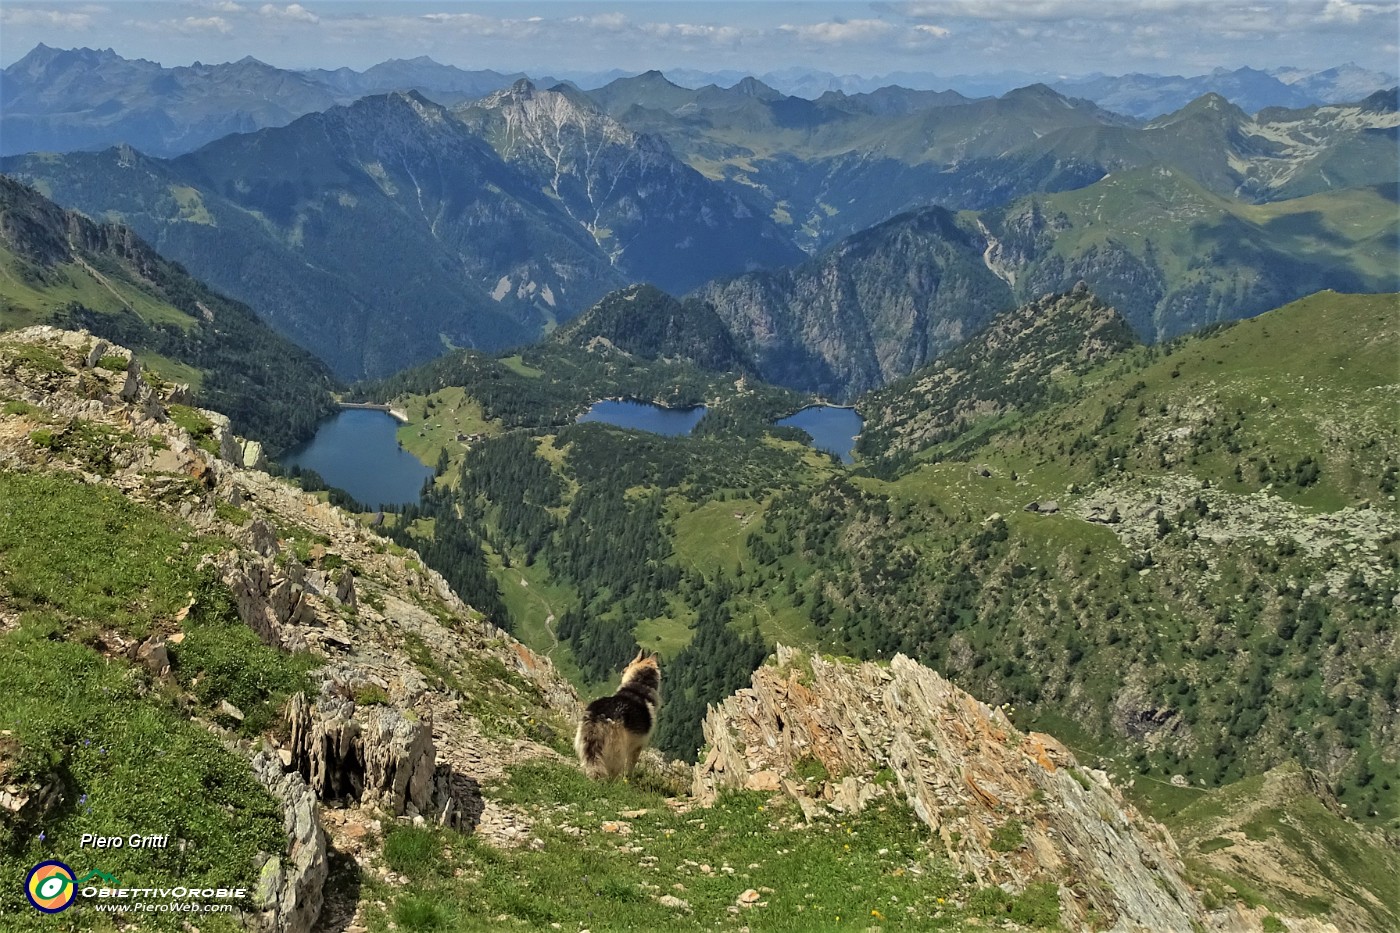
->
[[0, 44, 529, 157], [1, 44, 1394, 400]]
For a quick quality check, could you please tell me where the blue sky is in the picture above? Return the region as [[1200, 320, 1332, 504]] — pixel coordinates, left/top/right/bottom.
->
[[2, 1, 1396, 77]]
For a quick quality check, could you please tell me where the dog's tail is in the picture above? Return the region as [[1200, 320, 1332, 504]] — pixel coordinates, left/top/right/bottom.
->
[[575, 716, 622, 781]]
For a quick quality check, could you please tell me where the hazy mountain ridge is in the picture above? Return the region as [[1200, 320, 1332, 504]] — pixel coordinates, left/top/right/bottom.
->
[[0, 44, 341, 157], [588, 73, 1396, 250]]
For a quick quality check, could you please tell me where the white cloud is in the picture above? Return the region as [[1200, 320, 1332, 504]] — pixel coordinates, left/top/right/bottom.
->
[[0, 7, 95, 29], [779, 19, 898, 44], [1322, 0, 1395, 20], [259, 3, 317, 25], [175, 16, 233, 35]]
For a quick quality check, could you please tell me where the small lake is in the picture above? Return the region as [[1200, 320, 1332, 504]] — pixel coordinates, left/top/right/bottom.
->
[[576, 399, 708, 436], [776, 405, 864, 464], [280, 409, 433, 508]]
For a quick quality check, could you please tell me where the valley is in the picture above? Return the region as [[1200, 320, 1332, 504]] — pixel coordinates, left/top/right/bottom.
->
[[1, 28, 1398, 932]]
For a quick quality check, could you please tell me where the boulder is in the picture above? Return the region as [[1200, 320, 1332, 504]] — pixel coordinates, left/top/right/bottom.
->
[[694, 647, 1204, 932]]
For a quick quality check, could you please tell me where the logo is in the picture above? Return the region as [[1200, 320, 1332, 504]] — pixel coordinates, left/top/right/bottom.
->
[[78, 870, 122, 886], [25, 860, 76, 913]]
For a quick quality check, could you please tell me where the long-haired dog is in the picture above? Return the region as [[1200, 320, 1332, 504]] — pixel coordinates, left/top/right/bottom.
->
[[575, 649, 661, 780]]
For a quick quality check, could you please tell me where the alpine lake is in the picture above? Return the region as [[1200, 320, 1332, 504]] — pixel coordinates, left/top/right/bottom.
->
[[283, 400, 863, 509], [280, 408, 433, 509]]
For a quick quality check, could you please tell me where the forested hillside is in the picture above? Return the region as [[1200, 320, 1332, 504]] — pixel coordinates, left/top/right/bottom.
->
[[359, 290, 1398, 847], [0, 177, 336, 452]]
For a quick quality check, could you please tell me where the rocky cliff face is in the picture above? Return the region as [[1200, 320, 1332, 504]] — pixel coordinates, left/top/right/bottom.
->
[[460, 80, 803, 294], [695, 646, 1207, 932], [694, 206, 1013, 399]]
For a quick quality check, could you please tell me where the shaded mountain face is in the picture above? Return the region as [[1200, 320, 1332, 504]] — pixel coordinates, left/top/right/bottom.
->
[[457, 80, 803, 295], [4, 92, 628, 380], [0, 44, 341, 157], [693, 207, 1013, 399], [0, 176, 337, 451], [678, 170, 1394, 397]]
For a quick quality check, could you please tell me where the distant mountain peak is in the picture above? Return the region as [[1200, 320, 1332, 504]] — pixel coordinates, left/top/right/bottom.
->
[[732, 76, 781, 100]]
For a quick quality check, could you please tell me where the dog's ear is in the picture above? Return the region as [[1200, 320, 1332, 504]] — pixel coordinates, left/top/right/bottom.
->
[[631, 647, 646, 665]]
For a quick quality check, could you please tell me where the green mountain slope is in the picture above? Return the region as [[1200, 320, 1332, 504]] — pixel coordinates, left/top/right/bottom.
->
[[0, 176, 336, 452], [343, 288, 1398, 928], [982, 169, 1399, 340], [553, 284, 756, 375], [674, 172, 1394, 397], [592, 76, 1397, 250], [3, 325, 1208, 933], [858, 284, 1138, 459]]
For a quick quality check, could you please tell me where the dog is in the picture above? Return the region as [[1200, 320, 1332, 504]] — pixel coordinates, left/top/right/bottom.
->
[[575, 649, 661, 781]]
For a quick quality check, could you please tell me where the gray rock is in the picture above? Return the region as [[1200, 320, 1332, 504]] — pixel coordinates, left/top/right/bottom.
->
[[694, 647, 1205, 933], [286, 676, 482, 832], [247, 750, 327, 933], [83, 340, 109, 369], [136, 636, 171, 677], [334, 569, 357, 610]]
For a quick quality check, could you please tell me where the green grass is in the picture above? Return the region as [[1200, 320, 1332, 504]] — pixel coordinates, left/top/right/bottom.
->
[[671, 497, 764, 577], [1166, 765, 1400, 931], [0, 248, 196, 331], [167, 403, 219, 455], [633, 613, 695, 658], [0, 472, 204, 635], [0, 623, 283, 930], [393, 386, 499, 477], [361, 759, 1033, 932], [499, 354, 544, 378], [0, 470, 322, 927], [490, 551, 591, 690]]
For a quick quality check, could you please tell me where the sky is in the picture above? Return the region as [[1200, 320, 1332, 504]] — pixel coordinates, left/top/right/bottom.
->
[[1, 1, 1396, 79]]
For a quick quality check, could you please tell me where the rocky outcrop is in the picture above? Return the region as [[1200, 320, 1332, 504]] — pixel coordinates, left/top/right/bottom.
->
[[695, 647, 1205, 932], [219, 554, 317, 651], [0, 327, 580, 932], [286, 676, 483, 832], [248, 750, 327, 933], [0, 732, 64, 828]]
